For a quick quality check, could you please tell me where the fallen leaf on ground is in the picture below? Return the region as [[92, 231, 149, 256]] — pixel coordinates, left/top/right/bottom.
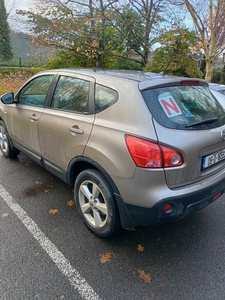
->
[[46, 184, 54, 188], [137, 244, 144, 252], [44, 189, 49, 193], [100, 252, 114, 264], [49, 209, 58, 215], [160, 282, 166, 287], [2, 213, 9, 218], [67, 200, 75, 207], [35, 180, 42, 185], [138, 269, 152, 283], [127, 227, 136, 231]]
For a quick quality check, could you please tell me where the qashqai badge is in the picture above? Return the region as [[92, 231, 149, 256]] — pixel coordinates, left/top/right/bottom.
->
[[221, 129, 225, 140]]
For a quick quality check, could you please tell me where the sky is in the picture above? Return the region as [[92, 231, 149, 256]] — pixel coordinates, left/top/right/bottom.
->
[[5, 0, 193, 33], [6, 0, 32, 14], [5, 0, 33, 30]]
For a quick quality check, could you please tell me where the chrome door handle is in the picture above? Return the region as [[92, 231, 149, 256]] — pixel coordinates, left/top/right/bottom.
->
[[68, 125, 84, 135], [30, 114, 38, 121]]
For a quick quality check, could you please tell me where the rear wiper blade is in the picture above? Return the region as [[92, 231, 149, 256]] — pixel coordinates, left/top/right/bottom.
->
[[185, 117, 219, 128]]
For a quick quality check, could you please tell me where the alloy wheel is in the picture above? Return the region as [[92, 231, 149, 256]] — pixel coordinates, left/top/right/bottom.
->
[[0, 125, 8, 154], [78, 180, 108, 229]]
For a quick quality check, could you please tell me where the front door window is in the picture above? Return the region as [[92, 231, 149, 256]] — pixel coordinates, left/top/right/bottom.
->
[[18, 75, 54, 107]]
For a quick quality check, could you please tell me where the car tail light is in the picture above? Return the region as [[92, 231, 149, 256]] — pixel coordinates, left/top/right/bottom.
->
[[125, 136, 183, 168], [160, 144, 183, 167]]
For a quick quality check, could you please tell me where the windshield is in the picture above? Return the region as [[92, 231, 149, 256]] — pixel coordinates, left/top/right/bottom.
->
[[141, 85, 225, 130]]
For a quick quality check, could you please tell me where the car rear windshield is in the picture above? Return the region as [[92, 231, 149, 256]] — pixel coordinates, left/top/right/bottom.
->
[[141, 85, 225, 130]]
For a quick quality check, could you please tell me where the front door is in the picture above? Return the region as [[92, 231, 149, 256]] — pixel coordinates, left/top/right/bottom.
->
[[6, 75, 54, 157]]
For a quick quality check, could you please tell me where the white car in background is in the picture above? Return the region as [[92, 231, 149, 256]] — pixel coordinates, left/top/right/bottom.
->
[[209, 83, 225, 109], [209, 83, 225, 95]]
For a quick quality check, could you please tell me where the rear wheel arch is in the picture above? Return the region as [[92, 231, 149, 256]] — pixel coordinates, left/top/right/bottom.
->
[[67, 157, 120, 195], [67, 157, 123, 237], [67, 157, 138, 231]]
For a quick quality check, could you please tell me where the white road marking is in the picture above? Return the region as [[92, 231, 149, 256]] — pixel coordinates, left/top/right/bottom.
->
[[0, 183, 101, 300]]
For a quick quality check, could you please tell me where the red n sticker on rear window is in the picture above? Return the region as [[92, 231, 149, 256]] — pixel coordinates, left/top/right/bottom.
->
[[158, 93, 182, 118]]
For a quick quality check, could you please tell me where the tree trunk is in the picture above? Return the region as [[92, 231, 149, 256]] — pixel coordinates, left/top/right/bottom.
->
[[205, 59, 214, 82], [96, 0, 104, 69]]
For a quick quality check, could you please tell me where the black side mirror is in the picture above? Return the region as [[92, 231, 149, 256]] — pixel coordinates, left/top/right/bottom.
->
[[1, 92, 15, 104]]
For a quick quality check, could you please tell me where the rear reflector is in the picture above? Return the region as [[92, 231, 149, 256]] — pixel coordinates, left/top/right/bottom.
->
[[163, 203, 173, 213], [213, 192, 223, 201]]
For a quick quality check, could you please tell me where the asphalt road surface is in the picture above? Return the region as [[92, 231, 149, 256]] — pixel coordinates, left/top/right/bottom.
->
[[1, 152, 225, 300]]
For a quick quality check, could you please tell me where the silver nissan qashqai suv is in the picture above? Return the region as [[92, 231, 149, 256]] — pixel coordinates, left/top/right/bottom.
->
[[1, 69, 225, 237]]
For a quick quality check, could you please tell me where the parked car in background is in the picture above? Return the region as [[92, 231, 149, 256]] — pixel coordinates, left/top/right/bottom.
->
[[1, 69, 225, 237], [209, 83, 225, 109], [209, 83, 225, 95]]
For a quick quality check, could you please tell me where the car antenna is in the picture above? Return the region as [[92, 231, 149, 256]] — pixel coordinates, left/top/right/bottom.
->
[[160, 60, 172, 76]]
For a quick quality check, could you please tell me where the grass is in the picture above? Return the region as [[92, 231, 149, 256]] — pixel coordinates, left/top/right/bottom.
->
[[0, 78, 26, 95], [0, 68, 32, 95]]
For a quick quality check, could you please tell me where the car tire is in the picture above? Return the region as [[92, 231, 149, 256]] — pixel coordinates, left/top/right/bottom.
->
[[0, 121, 20, 158], [74, 169, 120, 237]]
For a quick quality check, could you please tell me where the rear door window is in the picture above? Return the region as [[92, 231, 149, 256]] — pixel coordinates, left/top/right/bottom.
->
[[51, 76, 90, 114], [95, 84, 118, 113], [141, 85, 225, 130]]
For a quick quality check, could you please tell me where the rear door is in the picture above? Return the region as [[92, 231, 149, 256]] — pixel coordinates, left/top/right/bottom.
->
[[38, 73, 95, 178]]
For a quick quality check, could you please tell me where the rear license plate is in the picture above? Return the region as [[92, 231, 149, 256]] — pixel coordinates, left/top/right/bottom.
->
[[202, 149, 225, 170]]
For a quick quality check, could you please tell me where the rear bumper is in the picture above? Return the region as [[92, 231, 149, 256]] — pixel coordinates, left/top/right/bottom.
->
[[115, 177, 225, 228]]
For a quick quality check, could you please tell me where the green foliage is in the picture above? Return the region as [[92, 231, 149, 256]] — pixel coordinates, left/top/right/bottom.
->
[[145, 28, 204, 78], [108, 57, 142, 70], [211, 67, 225, 84], [0, 0, 13, 61], [45, 51, 96, 69], [20, 5, 117, 68], [17, 1, 166, 69], [112, 7, 144, 54], [44, 49, 142, 71], [29, 66, 45, 74]]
